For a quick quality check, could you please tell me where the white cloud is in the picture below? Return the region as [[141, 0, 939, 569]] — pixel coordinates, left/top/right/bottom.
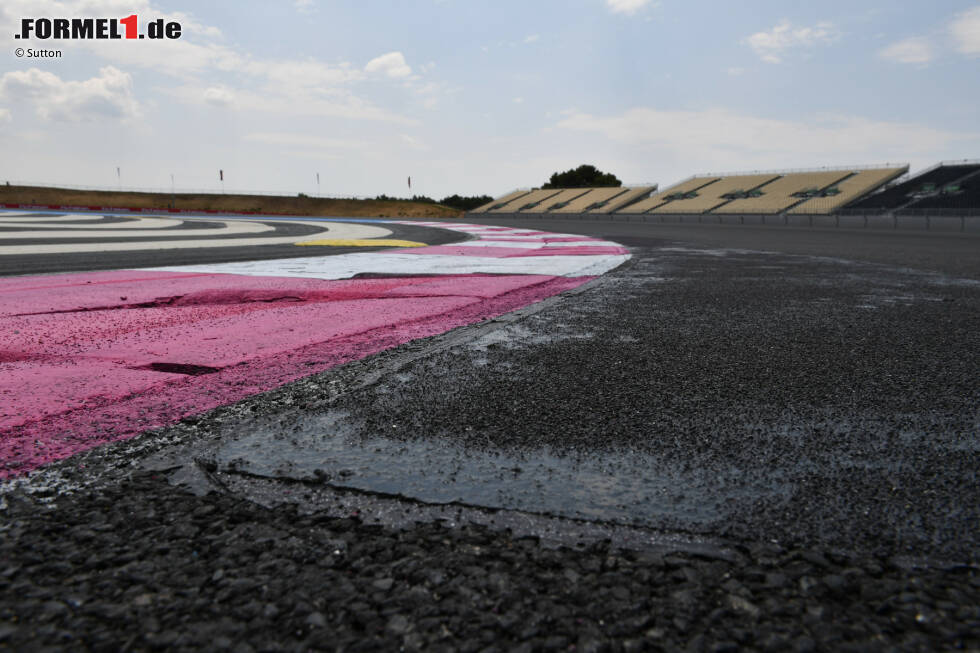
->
[[400, 134, 429, 151], [245, 132, 366, 150], [512, 97, 524, 104], [294, 0, 315, 13], [0, 1, 420, 125], [727, 67, 746, 76], [606, 0, 651, 15], [878, 37, 935, 64], [365, 52, 412, 78], [556, 107, 974, 166], [745, 20, 839, 63], [0, 66, 140, 122], [524, 34, 540, 44], [950, 6, 980, 55], [0, 108, 10, 123], [167, 83, 416, 125], [238, 59, 363, 88], [203, 86, 234, 107]]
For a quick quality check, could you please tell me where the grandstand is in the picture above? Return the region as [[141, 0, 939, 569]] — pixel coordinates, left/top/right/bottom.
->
[[618, 177, 720, 213], [847, 161, 980, 211], [649, 174, 779, 214], [719, 171, 852, 214], [908, 171, 980, 210], [470, 161, 977, 219], [788, 167, 908, 214], [524, 188, 592, 213], [488, 188, 563, 213], [470, 190, 530, 213], [586, 186, 656, 213], [551, 187, 631, 213]]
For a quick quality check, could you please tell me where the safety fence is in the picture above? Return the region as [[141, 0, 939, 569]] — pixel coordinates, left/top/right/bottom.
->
[[473, 211, 980, 233]]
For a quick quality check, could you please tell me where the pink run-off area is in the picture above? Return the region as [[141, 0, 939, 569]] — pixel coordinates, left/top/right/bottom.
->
[[1, 219, 629, 478], [0, 270, 594, 478]]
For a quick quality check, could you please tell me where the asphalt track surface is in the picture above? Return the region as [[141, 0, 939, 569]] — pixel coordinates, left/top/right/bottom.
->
[[2, 216, 979, 651], [0, 213, 464, 276]]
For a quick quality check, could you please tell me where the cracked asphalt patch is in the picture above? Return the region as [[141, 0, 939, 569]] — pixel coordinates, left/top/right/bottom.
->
[[2, 233, 979, 650]]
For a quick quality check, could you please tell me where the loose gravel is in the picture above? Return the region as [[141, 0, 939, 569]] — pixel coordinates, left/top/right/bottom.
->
[[1, 474, 978, 652]]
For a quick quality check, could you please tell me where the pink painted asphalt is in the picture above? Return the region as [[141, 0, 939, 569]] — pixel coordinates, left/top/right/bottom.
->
[[0, 272, 595, 478], [1, 220, 628, 479]]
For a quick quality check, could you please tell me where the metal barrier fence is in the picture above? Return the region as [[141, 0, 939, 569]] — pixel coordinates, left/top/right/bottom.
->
[[472, 211, 980, 233]]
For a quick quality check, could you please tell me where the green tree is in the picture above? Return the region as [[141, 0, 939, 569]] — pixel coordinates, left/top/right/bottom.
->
[[542, 164, 622, 189], [440, 194, 493, 211]]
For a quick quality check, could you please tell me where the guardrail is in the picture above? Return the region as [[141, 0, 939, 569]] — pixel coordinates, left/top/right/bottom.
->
[[469, 210, 980, 233]]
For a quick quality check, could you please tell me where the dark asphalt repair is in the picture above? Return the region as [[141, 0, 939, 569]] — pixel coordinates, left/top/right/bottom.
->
[[2, 225, 979, 650]]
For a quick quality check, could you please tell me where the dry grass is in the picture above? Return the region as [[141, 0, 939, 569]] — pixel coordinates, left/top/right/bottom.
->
[[0, 185, 463, 219]]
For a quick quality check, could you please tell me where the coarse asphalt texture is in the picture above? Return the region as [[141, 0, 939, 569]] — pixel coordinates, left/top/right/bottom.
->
[[2, 219, 979, 651]]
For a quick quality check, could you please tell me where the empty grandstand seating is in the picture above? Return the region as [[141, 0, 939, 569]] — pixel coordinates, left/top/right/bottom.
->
[[788, 167, 908, 214], [719, 171, 852, 214], [587, 186, 656, 213], [524, 188, 592, 213], [471, 186, 653, 214], [618, 177, 720, 213], [471, 190, 530, 213], [469, 162, 976, 218], [848, 162, 980, 210], [905, 169, 980, 210], [489, 188, 563, 213], [551, 187, 630, 213], [650, 174, 778, 214]]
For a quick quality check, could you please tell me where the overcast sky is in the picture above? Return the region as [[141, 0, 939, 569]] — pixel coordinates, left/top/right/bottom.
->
[[0, 0, 978, 198]]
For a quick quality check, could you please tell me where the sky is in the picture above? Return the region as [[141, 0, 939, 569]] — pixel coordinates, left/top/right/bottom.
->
[[0, 0, 978, 199]]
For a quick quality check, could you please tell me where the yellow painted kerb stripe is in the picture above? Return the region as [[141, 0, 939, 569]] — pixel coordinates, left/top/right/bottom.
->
[[297, 239, 427, 248]]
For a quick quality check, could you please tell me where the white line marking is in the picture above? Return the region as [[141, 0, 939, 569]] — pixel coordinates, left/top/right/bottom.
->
[[0, 213, 108, 222], [454, 240, 623, 249], [0, 221, 393, 255], [0, 223, 275, 239], [148, 252, 629, 279]]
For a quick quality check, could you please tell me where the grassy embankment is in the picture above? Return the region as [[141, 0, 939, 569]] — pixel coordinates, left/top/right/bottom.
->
[[0, 185, 463, 219]]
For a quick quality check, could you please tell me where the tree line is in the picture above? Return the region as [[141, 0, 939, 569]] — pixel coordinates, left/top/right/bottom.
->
[[372, 164, 621, 210]]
